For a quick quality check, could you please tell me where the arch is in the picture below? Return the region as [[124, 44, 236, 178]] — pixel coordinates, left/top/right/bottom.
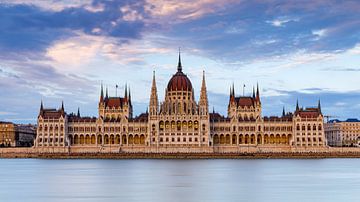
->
[[239, 134, 243, 144], [159, 121, 164, 131], [85, 135, 90, 144], [134, 135, 140, 144], [281, 134, 287, 144], [276, 134, 281, 144], [165, 121, 170, 130], [97, 135, 102, 145], [257, 134, 262, 144], [122, 135, 127, 145], [182, 120, 187, 130], [250, 134, 255, 144], [140, 134, 145, 145], [245, 134, 249, 144], [171, 121, 176, 130], [213, 134, 219, 144], [110, 135, 115, 144], [128, 134, 134, 144], [177, 121, 181, 131], [264, 134, 269, 144], [67, 135, 73, 145], [270, 134, 275, 144], [115, 135, 120, 144], [80, 135, 85, 144], [232, 134, 237, 145], [220, 134, 225, 144], [188, 121, 193, 129], [104, 135, 109, 144], [225, 134, 230, 144]]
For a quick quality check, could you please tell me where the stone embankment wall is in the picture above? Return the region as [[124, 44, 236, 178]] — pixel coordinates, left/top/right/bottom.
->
[[1, 146, 360, 158]]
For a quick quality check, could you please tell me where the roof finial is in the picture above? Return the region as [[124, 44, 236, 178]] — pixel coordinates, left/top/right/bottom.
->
[[177, 47, 182, 72]]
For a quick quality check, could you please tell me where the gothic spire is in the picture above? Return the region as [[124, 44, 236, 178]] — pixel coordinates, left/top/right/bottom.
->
[[256, 82, 260, 101], [252, 86, 255, 98], [40, 100, 43, 111], [61, 100, 64, 112], [177, 48, 182, 72], [106, 86, 108, 98], [200, 70, 208, 107], [282, 106, 285, 116], [296, 99, 299, 111], [100, 82, 104, 102], [77, 107, 80, 117], [318, 99, 322, 113], [125, 83, 128, 99], [128, 85, 132, 106]]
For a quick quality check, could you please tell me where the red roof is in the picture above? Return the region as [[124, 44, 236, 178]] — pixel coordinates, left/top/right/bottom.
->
[[40, 109, 65, 119], [167, 71, 192, 92], [234, 97, 255, 107], [296, 108, 321, 118], [105, 97, 127, 108]]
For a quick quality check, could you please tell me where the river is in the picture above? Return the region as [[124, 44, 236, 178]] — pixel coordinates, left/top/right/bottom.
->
[[0, 159, 359, 202]]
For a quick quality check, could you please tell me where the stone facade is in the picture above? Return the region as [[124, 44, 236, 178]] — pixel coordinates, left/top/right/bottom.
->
[[35, 54, 326, 150], [0, 121, 36, 147], [325, 119, 360, 147]]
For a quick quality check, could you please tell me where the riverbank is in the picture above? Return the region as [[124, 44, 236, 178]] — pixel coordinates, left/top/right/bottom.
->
[[2, 147, 360, 159]]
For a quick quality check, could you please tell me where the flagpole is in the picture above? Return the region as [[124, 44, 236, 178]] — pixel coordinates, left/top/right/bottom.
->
[[243, 84, 245, 96]]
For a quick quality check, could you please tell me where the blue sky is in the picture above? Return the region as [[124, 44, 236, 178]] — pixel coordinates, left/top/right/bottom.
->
[[0, 0, 359, 123]]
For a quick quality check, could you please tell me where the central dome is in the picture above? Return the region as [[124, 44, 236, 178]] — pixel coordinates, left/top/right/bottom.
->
[[167, 52, 193, 92]]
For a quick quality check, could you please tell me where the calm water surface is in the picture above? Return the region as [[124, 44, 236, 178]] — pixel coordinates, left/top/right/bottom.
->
[[0, 158, 359, 202]]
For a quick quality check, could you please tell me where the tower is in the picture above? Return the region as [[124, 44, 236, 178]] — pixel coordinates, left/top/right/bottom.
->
[[199, 70, 208, 116], [149, 71, 158, 117]]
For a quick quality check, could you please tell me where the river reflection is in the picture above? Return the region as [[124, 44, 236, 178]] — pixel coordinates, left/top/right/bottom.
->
[[0, 159, 360, 202]]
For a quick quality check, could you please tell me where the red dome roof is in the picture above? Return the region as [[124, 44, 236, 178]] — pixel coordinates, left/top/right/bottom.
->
[[167, 71, 192, 92], [167, 50, 193, 92]]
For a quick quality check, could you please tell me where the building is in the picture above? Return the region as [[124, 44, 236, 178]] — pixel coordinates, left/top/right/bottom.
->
[[35, 53, 326, 150], [325, 119, 360, 147], [0, 121, 36, 147]]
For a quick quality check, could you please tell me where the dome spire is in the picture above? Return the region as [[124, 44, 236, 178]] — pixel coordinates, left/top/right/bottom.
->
[[177, 47, 182, 72]]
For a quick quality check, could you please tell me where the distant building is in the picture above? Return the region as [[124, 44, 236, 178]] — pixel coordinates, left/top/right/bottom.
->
[[325, 119, 360, 147], [0, 121, 36, 147], [35, 52, 326, 150]]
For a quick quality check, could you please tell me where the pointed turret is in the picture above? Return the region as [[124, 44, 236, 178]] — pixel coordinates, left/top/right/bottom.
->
[[149, 71, 158, 117], [77, 107, 80, 117], [232, 82, 235, 97], [61, 101, 64, 111], [318, 99, 322, 114], [199, 70, 208, 116], [296, 99, 299, 111], [124, 83, 128, 99], [252, 86, 255, 98], [177, 48, 182, 72], [128, 86, 132, 106], [105, 86, 108, 99], [282, 106, 285, 117], [100, 82, 104, 102], [256, 83, 260, 102], [40, 100, 43, 111]]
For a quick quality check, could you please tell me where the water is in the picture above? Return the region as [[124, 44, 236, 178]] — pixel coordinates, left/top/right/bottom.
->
[[0, 159, 359, 202]]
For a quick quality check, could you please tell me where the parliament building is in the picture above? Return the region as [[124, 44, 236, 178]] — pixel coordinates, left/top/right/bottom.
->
[[35, 53, 326, 150]]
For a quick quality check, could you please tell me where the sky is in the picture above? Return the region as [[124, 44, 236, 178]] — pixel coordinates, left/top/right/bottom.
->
[[0, 0, 359, 124]]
